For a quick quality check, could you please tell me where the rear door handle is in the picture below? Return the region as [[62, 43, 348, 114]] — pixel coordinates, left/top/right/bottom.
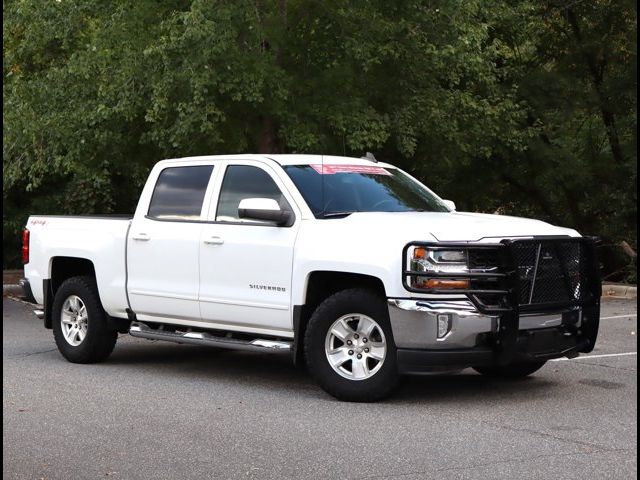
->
[[131, 233, 151, 241], [204, 236, 224, 245]]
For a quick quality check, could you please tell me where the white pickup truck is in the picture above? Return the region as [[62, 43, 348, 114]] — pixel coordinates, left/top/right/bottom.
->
[[21, 154, 601, 401]]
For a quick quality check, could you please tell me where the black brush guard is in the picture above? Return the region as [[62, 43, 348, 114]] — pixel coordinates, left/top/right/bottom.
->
[[400, 236, 601, 368]]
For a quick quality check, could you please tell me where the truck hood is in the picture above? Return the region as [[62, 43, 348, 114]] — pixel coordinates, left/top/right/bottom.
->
[[338, 211, 579, 242]]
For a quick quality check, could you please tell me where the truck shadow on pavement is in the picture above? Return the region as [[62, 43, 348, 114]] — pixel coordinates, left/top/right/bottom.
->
[[392, 374, 556, 405], [106, 340, 558, 403]]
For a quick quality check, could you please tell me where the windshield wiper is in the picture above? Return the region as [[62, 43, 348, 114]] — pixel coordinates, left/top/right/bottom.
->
[[320, 211, 354, 219]]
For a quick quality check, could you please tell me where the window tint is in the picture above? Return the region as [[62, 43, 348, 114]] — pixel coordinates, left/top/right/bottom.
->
[[148, 166, 214, 220], [216, 165, 290, 223], [283, 165, 449, 217]]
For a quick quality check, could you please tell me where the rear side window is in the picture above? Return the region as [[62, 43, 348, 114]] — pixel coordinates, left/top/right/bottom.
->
[[148, 166, 214, 220], [216, 165, 290, 223]]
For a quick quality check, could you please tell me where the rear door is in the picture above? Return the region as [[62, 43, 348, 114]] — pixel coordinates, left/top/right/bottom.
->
[[198, 160, 300, 337], [127, 163, 216, 323]]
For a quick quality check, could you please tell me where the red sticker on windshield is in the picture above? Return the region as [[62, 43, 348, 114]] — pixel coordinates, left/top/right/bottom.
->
[[310, 165, 391, 175]]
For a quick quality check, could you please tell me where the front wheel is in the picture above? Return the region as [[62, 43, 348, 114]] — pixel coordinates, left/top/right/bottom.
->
[[52, 276, 117, 363], [304, 288, 399, 402], [473, 360, 546, 378]]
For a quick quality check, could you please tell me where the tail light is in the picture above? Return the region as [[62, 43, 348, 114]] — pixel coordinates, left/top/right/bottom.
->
[[22, 229, 30, 264]]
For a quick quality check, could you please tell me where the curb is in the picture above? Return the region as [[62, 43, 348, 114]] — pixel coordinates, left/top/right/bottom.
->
[[602, 284, 637, 299], [3, 284, 22, 296]]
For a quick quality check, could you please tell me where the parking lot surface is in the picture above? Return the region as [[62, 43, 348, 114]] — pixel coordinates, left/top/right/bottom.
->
[[3, 297, 637, 479]]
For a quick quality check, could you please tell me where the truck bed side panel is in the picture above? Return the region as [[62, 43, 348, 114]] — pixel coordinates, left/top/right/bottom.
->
[[24, 216, 131, 318]]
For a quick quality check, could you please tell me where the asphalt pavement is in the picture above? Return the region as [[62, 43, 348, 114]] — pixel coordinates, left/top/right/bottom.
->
[[3, 297, 637, 480]]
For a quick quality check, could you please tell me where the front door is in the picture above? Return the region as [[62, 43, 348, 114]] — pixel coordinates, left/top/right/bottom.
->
[[199, 162, 299, 337]]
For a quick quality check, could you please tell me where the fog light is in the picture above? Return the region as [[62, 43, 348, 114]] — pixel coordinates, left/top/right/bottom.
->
[[437, 314, 451, 338]]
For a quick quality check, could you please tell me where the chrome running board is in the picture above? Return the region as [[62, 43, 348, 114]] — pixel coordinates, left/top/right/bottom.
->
[[128, 322, 291, 353]]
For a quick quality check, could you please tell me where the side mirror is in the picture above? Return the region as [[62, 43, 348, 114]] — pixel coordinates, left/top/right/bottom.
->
[[238, 198, 293, 226], [442, 199, 456, 211]]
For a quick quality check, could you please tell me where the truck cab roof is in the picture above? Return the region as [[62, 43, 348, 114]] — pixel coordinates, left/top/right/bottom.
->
[[157, 154, 396, 169]]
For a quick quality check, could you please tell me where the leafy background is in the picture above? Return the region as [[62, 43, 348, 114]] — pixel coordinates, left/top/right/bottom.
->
[[3, 0, 636, 281]]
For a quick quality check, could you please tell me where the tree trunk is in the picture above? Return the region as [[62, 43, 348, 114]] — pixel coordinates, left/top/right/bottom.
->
[[500, 173, 561, 223], [255, 1, 286, 154], [258, 116, 280, 153], [565, 8, 625, 164]]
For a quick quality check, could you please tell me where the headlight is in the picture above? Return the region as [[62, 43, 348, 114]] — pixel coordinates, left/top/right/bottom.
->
[[431, 250, 466, 263], [409, 246, 470, 290], [410, 247, 468, 273]]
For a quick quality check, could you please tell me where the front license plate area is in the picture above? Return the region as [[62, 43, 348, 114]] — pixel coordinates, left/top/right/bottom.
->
[[527, 329, 560, 354]]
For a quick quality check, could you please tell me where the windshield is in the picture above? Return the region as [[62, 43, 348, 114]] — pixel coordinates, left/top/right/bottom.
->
[[283, 164, 450, 217]]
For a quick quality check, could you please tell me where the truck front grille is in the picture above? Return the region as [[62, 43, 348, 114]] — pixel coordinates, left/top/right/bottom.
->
[[403, 237, 598, 314], [513, 240, 589, 307]]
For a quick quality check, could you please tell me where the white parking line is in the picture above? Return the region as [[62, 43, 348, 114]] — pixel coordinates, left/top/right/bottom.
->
[[551, 352, 637, 361], [600, 314, 637, 320]]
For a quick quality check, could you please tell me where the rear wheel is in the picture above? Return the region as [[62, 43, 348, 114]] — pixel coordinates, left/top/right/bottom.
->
[[52, 276, 117, 363], [473, 361, 546, 378], [304, 288, 399, 402]]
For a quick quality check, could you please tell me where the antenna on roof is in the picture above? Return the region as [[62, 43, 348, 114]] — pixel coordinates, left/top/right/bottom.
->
[[321, 154, 325, 217], [362, 152, 378, 163]]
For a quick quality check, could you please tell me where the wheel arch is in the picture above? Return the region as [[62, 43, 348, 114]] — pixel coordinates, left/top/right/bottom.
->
[[44, 257, 97, 329], [49, 256, 97, 292], [292, 271, 386, 366]]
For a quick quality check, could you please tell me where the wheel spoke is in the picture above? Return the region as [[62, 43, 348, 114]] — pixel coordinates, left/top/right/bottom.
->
[[357, 316, 377, 338], [77, 327, 87, 342], [351, 358, 369, 379], [65, 326, 78, 343], [327, 348, 351, 368], [367, 342, 385, 361], [61, 315, 74, 325], [330, 320, 354, 342]]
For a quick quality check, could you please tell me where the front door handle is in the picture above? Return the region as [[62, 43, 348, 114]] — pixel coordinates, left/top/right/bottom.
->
[[204, 236, 224, 245], [131, 233, 151, 241]]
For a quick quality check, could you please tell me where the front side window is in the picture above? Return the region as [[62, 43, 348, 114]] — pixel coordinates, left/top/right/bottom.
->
[[216, 165, 291, 223], [147, 165, 214, 220]]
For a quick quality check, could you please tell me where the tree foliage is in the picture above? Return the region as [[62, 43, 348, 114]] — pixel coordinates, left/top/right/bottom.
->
[[3, 0, 637, 280]]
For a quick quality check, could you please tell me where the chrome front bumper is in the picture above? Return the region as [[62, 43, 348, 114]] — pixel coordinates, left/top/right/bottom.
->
[[387, 299, 582, 350]]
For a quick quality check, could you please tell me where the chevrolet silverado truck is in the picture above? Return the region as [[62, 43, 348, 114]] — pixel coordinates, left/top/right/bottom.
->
[[20, 154, 601, 401]]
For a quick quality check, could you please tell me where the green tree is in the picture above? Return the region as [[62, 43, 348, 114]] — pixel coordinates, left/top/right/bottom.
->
[[3, 0, 636, 280]]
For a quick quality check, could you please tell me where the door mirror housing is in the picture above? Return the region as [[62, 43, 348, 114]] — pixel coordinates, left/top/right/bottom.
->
[[237, 198, 293, 226], [442, 199, 456, 211]]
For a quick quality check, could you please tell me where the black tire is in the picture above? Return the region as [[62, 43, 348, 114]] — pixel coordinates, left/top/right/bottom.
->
[[52, 276, 117, 363], [304, 288, 399, 402], [473, 360, 546, 379]]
